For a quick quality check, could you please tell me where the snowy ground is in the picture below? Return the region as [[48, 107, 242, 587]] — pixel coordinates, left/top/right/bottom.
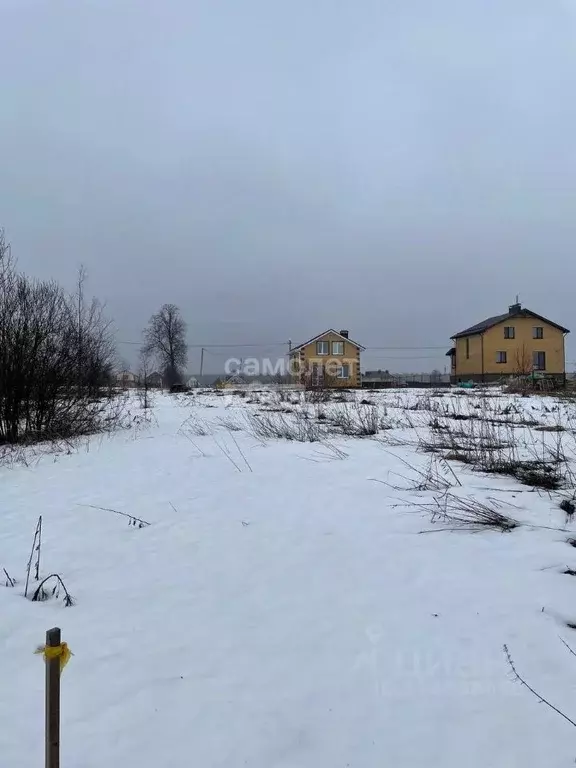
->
[[3, 387, 576, 766]]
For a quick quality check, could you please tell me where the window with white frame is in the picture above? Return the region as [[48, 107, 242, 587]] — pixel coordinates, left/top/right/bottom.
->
[[332, 341, 344, 355], [338, 364, 350, 379], [316, 341, 329, 355]]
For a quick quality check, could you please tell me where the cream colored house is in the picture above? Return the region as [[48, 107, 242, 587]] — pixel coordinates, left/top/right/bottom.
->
[[447, 302, 570, 384], [289, 329, 363, 388]]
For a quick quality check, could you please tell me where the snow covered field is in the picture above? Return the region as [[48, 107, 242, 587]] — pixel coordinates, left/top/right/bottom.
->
[[3, 387, 576, 767]]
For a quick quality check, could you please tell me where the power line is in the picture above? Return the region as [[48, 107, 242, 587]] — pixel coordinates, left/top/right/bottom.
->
[[118, 340, 447, 350], [367, 355, 445, 361], [365, 346, 448, 351], [118, 341, 289, 348]]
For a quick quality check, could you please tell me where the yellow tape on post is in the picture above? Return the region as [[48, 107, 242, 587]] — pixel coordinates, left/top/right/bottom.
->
[[35, 642, 73, 672]]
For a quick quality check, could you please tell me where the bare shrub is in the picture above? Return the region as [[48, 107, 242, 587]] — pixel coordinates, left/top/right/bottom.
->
[[245, 409, 323, 442], [309, 441, 349, 462], [427, 413, 570, 490], [305, 387, 333, 404], [0, 246, 118, 447], [31, 573, 75, 606], [216, 415, 243, 432], [329, 403, 381, 436], [3, 510, 77, 606], [404, 492, 519, 533], [179, 414, 211, 437], [373, 453, 460, 492]]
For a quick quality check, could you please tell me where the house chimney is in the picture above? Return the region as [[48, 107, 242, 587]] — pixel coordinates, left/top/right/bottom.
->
[[508, 302, 521, 314], [339, 329, 349, 338]]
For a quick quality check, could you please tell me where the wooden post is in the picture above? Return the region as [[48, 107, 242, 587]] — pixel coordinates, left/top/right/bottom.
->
[[45, 627, 61, 768]]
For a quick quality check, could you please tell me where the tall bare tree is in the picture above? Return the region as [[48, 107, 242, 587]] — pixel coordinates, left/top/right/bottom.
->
[[143, 304, 187, 387], [137, 347, 154, 409]]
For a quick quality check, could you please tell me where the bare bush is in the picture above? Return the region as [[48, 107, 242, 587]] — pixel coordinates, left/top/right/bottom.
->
[[31, 573, 75, 606], [329, 403, 381, 436], [404, 492, 519, 533], [375, 454, 460, 492], [309, 441, 349, 462], [245, 409, 323, 442], [422, 412, 570, 490], [179, 414, 212, 437], [0, 245, 118, 447], [305, 387, 333, 404], [215, 415, 243, 432]]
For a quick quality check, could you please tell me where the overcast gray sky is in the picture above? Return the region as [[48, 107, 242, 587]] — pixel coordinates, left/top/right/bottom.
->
[[2, 0, 576, 373]]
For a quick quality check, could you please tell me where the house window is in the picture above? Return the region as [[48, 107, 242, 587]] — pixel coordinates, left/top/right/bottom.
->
[[504, 327, 515, 339], [316, 341, 329, 355], [465, 338, 470, 359], [533, 351, 546, 370], [332, 341, 344, 355], [496, 351, 507, 364], [338, 364, 350, 379], [533, 327, 544, 339]]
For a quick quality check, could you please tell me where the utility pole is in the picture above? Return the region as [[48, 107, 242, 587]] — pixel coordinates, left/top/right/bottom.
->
[[199, 347, 205, 378]]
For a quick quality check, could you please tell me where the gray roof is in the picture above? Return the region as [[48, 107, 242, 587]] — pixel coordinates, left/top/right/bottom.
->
[[452, 307, 570, 339], [290, 329, 365, 353], [452, 312, 510, 338]]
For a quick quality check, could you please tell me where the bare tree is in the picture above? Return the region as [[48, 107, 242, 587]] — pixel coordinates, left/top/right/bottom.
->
[[70, 266, 115, 397], [143, 304, 187, 388], [514, 344, 533, 377], [137, 347, 154, 410], [0, 228, 13, 278]]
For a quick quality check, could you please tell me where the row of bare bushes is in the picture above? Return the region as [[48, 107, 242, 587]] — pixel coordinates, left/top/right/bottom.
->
[[0, 231, 120, 446]]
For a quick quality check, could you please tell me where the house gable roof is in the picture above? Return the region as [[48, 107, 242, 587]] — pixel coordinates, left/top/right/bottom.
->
[[452, 308, 570, 339], [290, 329, 365, 353]]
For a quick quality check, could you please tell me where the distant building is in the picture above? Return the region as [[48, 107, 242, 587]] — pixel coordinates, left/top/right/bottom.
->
[[116, 370, 138, 389], [145, 372, 163, 388], [214, 373, 250, 389]]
